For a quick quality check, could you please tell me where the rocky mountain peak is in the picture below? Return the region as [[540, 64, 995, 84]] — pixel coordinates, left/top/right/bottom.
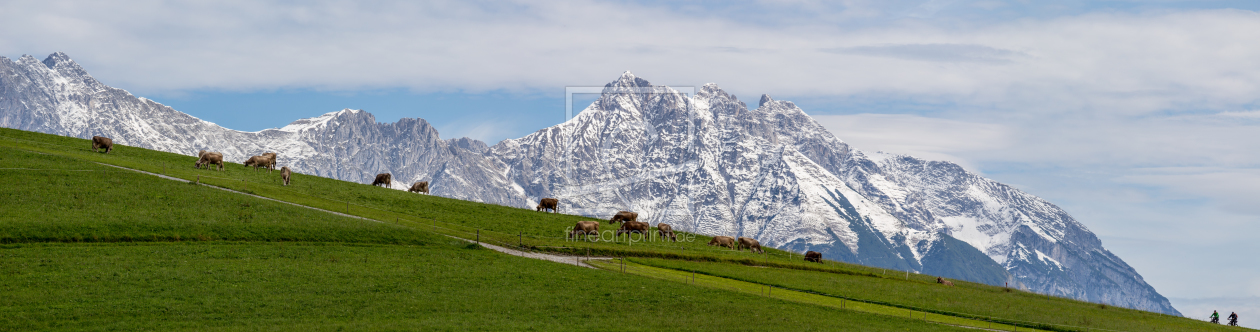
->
[[40, 52, 92, 80], [41, 52, 73, 68], [605, 70, 651, 90], [15, 54, 44, 67]]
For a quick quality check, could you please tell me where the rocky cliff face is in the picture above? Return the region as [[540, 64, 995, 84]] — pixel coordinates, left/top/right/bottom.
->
[[0, 52, 1179, 315]]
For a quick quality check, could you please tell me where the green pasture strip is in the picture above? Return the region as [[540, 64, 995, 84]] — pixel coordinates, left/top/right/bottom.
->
[[590, 259, 1038, 332], [0, 242, 974, 331], [0, 146, 433, 245], [632, 258, 1233, 332]]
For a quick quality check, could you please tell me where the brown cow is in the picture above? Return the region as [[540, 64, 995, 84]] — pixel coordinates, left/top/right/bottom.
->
[[244, 155, 271, 171], [536, 198, 558, 213], [280, 166, 292, 186], [656, 223, 677, 242], [91, 136, 113, 153], [372, 173, 392, 187], [408, 181, 430, 194], [609, 211, 638, 224], [261, 152, 278, 172], [737, 237, 764, 253], [616, 220, 650, 237], [569, 221, 600, 241], [804, 251, 822, 263], [708, 236, 736, 249], [936, 277, 954, 287], [195, 152, 224, 171]]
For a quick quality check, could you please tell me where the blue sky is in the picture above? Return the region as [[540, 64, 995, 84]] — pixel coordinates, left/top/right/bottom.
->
[[4, 0, 1260, 324]]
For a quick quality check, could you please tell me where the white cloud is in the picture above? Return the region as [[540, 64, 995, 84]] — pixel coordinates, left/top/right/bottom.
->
[[2, 1, 1259, 119], [812, 114, 1011, 169], [1118, 168, 1260, 216], [822, 43, 1028, 63], [438, 118, 519, 145]]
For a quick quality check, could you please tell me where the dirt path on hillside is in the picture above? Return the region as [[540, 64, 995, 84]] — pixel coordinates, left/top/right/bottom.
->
[[447, 235, 604, 269], [99, 163, 605, 269], [97, 163, 375, 222]]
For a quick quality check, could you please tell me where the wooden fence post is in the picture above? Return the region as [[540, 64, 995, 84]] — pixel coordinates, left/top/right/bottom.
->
[[476, 229, 480, 245]]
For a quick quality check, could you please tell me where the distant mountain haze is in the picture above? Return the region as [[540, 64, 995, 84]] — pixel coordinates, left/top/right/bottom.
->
[[0, 52, 1180, 315]]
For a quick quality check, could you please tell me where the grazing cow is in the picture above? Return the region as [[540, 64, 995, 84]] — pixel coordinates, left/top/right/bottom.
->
[[609, 211, 638, 224], [536, 198, 559, 213], [198, 150, 209, 158], [280, 166, 292, 186], [261, 152, 278, 172], [408, 181, 430, 194], [656, 223, 677, 242], [372, 173, 392, 187], [91, 136, 113, 153], [195, 152, 224, 171], [804, 251, 822, 263], [243, 155, 271, 171], [936, 277, 954, 287], [708, 236, 736, 249], [616, 221, 650, 237], [569, 221, 600, 241], [737, 237, 764, 253]]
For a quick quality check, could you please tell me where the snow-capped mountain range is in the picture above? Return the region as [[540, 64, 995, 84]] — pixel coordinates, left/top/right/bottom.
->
[[0, 52, 1180, 315]]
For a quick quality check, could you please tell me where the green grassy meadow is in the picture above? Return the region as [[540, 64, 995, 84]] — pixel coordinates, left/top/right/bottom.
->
[[629, 258, 1220, 332], [1, 242, 972, 331], [0, 127, 1247, 331]]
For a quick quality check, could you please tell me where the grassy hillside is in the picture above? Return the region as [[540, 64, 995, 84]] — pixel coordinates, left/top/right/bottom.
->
[[2, 242, 976, 331], [0, 127, 853, 263], [0, 147, 429, 245], [0, 127, 1246, 331], [0, 128, 972, 331], [631, 258, 1214, 332]]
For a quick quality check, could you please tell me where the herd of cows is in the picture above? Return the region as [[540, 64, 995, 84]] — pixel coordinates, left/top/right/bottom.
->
[[89, 135, 958, 286], [549, 200, 836, 264], [193, 149, 293, 186], [187, 144, 430, 192]]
